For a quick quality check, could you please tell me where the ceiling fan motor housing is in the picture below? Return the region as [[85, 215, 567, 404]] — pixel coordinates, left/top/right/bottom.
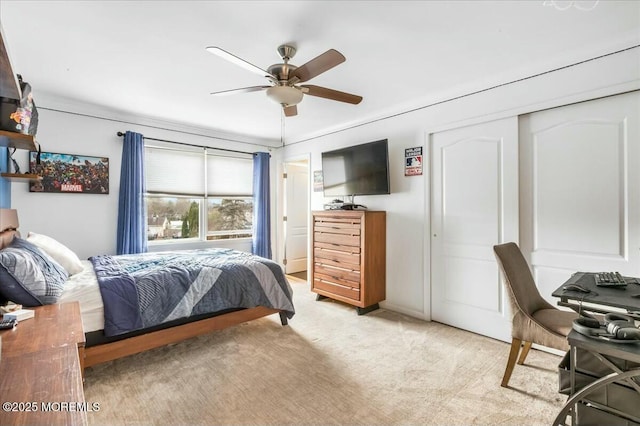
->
[[267, 63, 298, 81]]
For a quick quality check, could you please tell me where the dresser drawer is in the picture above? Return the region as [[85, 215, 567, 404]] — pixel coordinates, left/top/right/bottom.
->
[[314, 220, 361, 235], [314, 246, 361, 269], [313, 278, 360, 301], [315, 240, 360, 254], [314, 232, 361, 247], [314, 215, 362, 226], [314, 263, 361, 284]]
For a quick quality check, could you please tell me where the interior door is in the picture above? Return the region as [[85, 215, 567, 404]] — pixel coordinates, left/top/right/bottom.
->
[[284, 161, 309, 274], [520, 91, 640, 303], [431, 117, 518, 342]]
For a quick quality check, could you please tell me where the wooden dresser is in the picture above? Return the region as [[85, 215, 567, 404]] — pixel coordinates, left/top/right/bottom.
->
[[0, 302, 88, 425], [311, 210, 386, 314]]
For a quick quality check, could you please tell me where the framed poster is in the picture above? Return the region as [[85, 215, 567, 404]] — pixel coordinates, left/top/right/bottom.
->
[[29, 151, 109, 194], [313, 170, 324, 192], [404, 146, 423, 176]]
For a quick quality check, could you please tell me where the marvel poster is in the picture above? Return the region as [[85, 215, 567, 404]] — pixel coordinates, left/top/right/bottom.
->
[[29, 151, 109, 194]]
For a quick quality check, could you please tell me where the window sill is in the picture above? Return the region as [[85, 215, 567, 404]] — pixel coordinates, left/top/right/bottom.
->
[[147, 238, 253, 253]]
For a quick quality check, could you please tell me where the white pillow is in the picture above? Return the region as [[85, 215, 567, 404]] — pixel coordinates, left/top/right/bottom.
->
[[26, 232, 84, 276]]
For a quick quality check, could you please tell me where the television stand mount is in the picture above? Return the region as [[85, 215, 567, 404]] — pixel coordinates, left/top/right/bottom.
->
[[341, 195, 366, 210], [323, 196, 367, 210], [340, 203, 367, 210]]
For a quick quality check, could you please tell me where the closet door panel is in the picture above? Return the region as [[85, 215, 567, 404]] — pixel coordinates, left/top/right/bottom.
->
[[534, 120, 623, 256], [431, 117, 518, 342], [520, 91, 640, 304]]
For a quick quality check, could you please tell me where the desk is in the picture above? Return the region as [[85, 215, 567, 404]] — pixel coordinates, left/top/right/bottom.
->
[[552, 274, 640, 426], [552, 272, 640, 316]]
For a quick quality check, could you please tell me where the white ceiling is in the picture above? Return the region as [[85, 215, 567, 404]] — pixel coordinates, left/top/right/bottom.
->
[[1, 1, 639, 146]]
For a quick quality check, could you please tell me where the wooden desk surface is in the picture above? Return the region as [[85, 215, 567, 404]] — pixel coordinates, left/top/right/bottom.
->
[[0, 302, 85, 357], [0, 302, 88, 426], [0, 347, 88, 425]]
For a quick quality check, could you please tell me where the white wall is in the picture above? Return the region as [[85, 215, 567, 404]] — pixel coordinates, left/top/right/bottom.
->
[[8, 46, 639, 323], [278, 47, 640, 321], [10, 106, 275, 260]]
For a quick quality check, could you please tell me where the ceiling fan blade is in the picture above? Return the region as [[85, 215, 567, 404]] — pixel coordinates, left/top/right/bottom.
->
[[210, 86, 270, 96], [300, 85, 363, 104], [283, 105, 298, 117], [290, 49, 345, 82], [206, 46, 275, 79]]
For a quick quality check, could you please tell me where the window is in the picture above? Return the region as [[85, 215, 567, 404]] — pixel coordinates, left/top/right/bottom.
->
[[144, 144, 253, 242], [207, 198, 252, 240]]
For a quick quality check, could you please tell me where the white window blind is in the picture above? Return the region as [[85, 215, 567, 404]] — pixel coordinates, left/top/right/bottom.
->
[[207, 155, 253, 196], [145, 147, 205, 195]]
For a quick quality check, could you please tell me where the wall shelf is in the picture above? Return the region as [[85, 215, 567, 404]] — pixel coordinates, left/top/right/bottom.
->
[[0, 130, 37, 151], [0, 26, 21, 100], [1, 172, 41, 182]]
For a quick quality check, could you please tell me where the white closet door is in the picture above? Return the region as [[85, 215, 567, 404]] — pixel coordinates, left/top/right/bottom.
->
[[284, 162, 309, 274], [520, 91, 640, 304], [431, 117, 518, 342]]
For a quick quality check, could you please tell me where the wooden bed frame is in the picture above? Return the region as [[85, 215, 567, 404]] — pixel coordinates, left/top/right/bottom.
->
[[83, 307, 287, 369], [0, 214, 290, 372]]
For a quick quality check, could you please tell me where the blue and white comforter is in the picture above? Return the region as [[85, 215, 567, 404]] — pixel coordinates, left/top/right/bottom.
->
[[89, 248, 295, 336]]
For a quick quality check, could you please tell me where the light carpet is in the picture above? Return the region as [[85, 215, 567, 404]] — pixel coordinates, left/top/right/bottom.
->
[[83, 277, 566, 425]]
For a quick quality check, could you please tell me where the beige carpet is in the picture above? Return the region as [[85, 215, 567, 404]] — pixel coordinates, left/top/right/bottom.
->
[[83, 277, 566, 425]]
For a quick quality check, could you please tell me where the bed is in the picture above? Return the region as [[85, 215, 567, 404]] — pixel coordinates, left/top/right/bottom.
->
[[0, 209, 295, 370]]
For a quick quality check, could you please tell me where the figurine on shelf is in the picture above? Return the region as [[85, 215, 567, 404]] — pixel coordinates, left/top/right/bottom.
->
[[0, 74, 38, 136]]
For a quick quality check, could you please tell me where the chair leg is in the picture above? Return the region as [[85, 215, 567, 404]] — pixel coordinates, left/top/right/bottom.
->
[[517, 341, 532, 365], [501, 338, 522, 388]]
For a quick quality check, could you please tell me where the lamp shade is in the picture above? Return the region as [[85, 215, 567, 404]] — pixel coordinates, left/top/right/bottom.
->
[[266, 85, 303, 106], [0, 209, 18, 232]]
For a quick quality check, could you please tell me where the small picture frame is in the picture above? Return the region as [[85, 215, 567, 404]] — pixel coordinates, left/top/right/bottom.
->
[[404, 146, 423, 176], [313, 170, 324, 192]]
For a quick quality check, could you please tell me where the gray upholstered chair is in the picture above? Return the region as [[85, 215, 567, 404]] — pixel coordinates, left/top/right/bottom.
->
[[493, 242, 578, 388]]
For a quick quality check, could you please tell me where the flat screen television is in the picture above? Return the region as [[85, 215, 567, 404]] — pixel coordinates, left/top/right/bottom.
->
[[321, 139, 390, 198]]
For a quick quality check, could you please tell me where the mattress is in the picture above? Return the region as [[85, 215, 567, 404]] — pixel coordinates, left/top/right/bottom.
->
[[58, 259, 104, 332]]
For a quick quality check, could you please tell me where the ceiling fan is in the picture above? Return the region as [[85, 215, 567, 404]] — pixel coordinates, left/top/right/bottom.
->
[[206, 44, 362, 117]]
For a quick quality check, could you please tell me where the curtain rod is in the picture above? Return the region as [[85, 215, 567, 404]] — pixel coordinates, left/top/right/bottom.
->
[[116, 131, 256, 156]]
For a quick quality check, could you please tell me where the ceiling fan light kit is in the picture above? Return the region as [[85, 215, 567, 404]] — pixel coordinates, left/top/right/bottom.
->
[[266, 85, 304, 106], [207, 44, 362, 117]]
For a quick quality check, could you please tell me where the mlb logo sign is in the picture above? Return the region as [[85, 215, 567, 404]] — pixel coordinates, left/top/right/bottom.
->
[[405, 147, 423, 176]]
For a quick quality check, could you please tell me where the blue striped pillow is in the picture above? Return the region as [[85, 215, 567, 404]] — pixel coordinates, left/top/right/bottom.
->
[[0, 237, 68, 306]]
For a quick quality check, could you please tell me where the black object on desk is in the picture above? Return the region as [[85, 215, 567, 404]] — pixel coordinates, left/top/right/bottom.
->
[[0, 318, 16, 329], [595, 271, 628, 287]]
